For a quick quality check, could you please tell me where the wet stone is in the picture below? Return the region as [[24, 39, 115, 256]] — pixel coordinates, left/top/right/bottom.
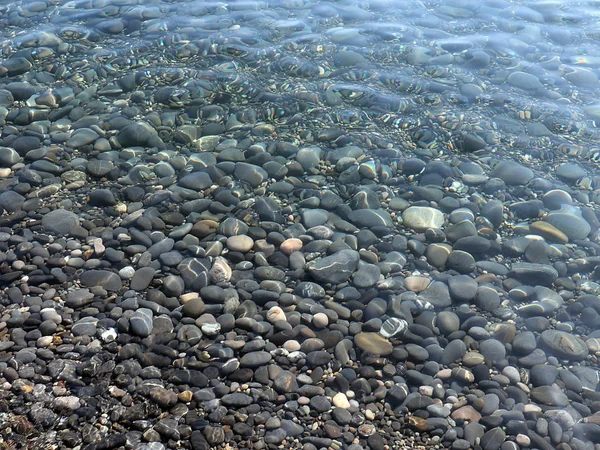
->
[[510, 263, 558, 286], [308, 249, 360, 284], [42, 209, 79, 235], [531, 386, 569, 407], [80, 270, 122, 291], [0, 147, 21, 166], [402, 206, 444, 231], [490, 160, 533, 185], [354, 332, 393, 355], [540, 330, 588, 361]]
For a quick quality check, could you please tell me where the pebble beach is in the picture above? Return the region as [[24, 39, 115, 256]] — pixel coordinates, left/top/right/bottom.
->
[[2, 1, 600, 450]]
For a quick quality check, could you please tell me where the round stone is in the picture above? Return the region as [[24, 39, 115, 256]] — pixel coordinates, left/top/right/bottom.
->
[[313, 312, 328, 328], [436, 312, 460, 335], [332, 393, 351, 409], [182, 298, 206, 319], [267, 306, 286, 323], [402, 206, 444, 231], [227, 235, 254, 252], [280, 238, 303, 255], [130, 308, 153, 337]]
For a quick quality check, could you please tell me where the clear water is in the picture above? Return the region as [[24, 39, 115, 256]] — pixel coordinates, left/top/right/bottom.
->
[[2, 0, 600, 170]]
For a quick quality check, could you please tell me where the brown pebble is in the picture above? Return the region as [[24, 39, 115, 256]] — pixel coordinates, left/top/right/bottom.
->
[[280, 238, 303, 255]]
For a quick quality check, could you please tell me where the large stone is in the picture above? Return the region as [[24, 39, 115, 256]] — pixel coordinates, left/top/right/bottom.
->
[[531, 386, 569, 407], [490, 160, 533, 185], [540, 330, 588, 361], [402, 206, 444, 231], [178, 258, 211, 291], [510, 263, 558, 286], [80, 270, 122, 291], [354, 332, 393, 355], [307, 249, 360, 284], [42, 209, 79, 235], [544, 206, 591, 241]]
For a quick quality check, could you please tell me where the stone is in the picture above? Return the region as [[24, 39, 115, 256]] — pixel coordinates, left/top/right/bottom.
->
[[530, 221, 568, 244], [510, 263, 558, 286], [402, 206, 444, 231], [531, 386, 569, 407], [130, 308, 153, 337], [149, 388, 178, 408], [42, 209, 79, 235], [480, 427, 506, 450], [0, 147, 21, 166], [544, 206, 591, 241], [540, 330, 588, 360], [490, 160, 533, 185], [239, 351, 272, 368], [227, 235, 254, 252], [130, 267, 155, 291], [354, 332, 393, 355], [448, 275, 477, 303], [436, 312, 460, 335], [308, 249, 360, 284], [333, 393, 351, 409], [452, 405, 481, 423], [348, 208, 393, 228], [183, 298, 206, 319], [80, 270, 122, 291], [281, 238, 303, 254]]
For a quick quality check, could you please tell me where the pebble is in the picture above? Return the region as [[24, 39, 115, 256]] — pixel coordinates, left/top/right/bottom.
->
[[227, 235, 254, 252], [402, 206, 445, 231], [540, 330, 589, 360], [0, 4, 598, 450], [41, 209, 79, 235], [354, 332, 393, 355], [308, 249, 360, 284]]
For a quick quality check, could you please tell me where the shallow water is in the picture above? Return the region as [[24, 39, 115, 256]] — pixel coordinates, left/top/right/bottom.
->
[[2, 0, 600, 169]]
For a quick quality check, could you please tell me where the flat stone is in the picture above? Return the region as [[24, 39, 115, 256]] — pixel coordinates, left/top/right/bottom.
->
[[130, 267, 155, 291], [348, 208, 393, 228], [529, 221, 568, 244], [531, 386, 569, 407], [42, 209, 79, 235], [80, 270, 122, 291], [221, 393, 253, 407], [239, 351, 272, 368], [452, 405, 481, 423], [308, 249, 360, 284], [227, 235, 254, 252], [354, 332, 393, 355], [490, 160, 533, 185], [544, 206, 591, 241], [540, 330, 588, 360], [402, 206, 444, 231], [510, 263, 558, 286]]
